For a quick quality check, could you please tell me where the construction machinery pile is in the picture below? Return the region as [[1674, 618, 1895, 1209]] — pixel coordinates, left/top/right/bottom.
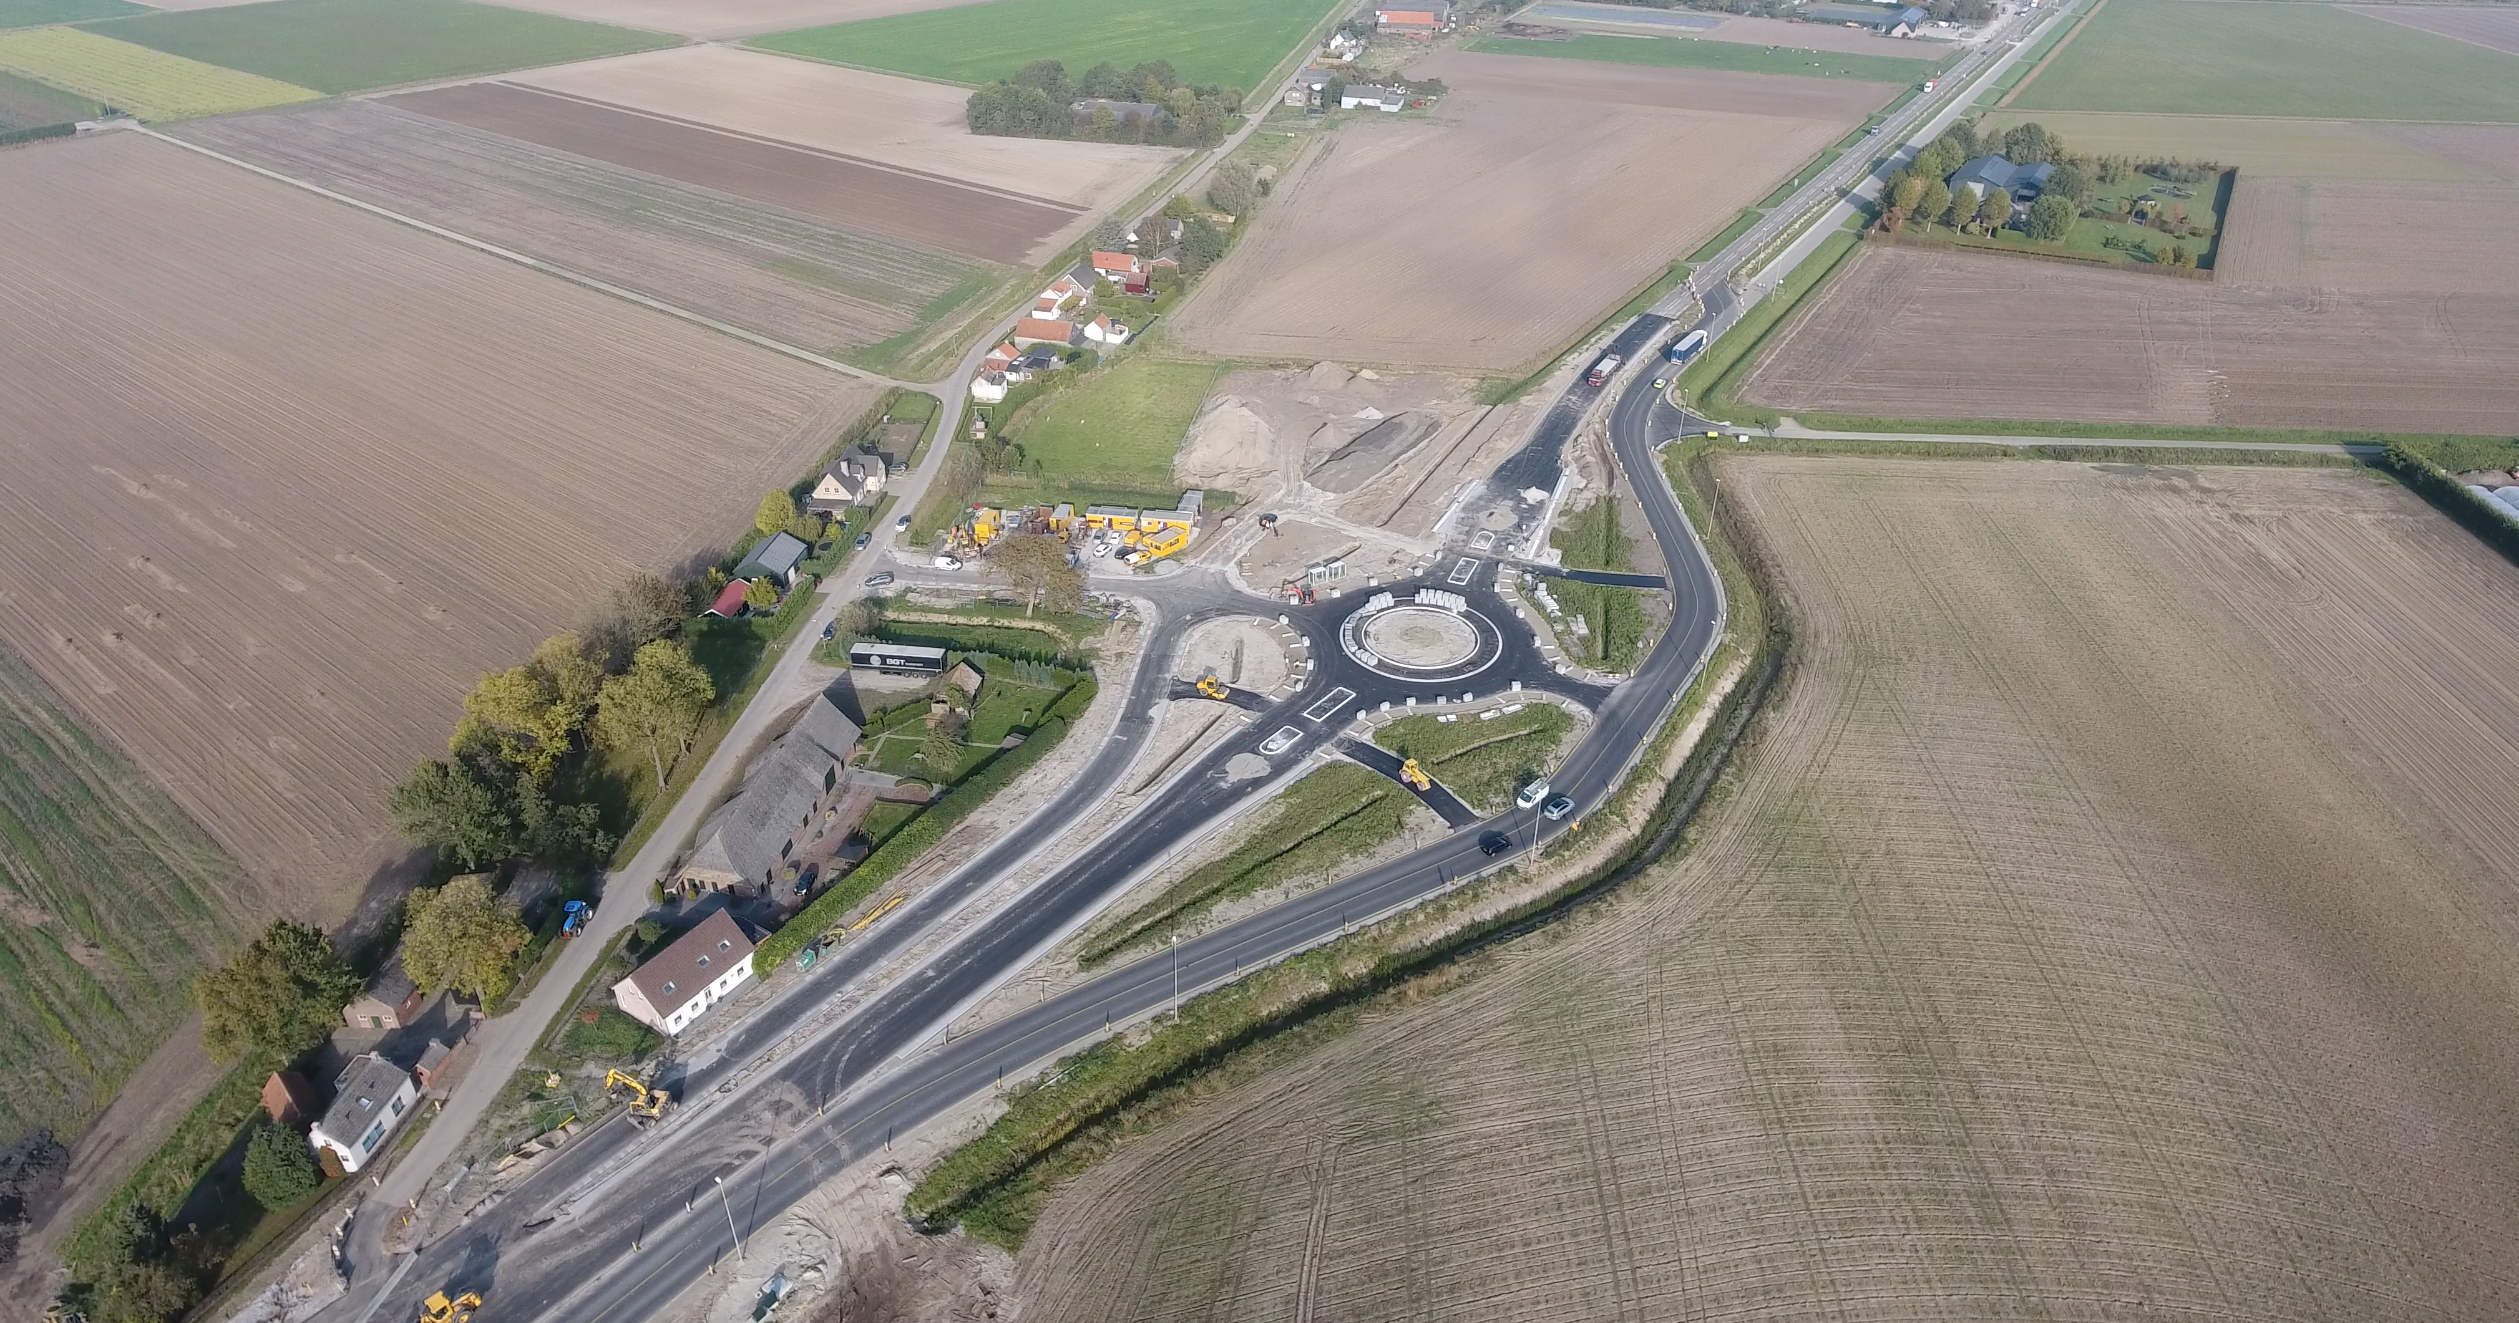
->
[[948, 491, 1205, 566]]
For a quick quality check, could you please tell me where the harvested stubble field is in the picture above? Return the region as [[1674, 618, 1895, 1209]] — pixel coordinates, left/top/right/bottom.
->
[[2359, 4, 2519, 56], [0, 25, 315, 119], [0, 132, 871, 916], [177, 99, 991, 355], [1167, 51, 1884, 371], [1520, 4, 1948, 59], [388, 79, 1081, 264], [2219, 172, 2519, 294], [1736, 245, 2519, 433], [508, 45, 1178, 254], [1976, 111, 2518, 180], [1013, 458, 2519, 1323]]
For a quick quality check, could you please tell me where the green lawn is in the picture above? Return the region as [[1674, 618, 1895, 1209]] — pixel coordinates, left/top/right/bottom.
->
[[1001, 356, 1223, 494], [2010, 0, 2519, 121], [0, 648, 257, 1145], [751, 0, 1340, 93], [0, 0, 138, 29], [1910, 166, 2229, 268], [1469, 32, 1927, 83], [1376, 704, 1573, 814], [85, 0, 674, 94]]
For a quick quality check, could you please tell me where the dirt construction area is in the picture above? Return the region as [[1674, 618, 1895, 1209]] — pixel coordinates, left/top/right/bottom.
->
[[0, 131, 870, 918], [1167, 51, 1885, 372], [1003, 458, 2519, 1322], [1737, 244, 2519, 431]]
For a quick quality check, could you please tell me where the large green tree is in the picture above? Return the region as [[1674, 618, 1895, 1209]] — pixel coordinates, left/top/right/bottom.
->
[[240, 1123, 322, 1210], [2025, 193, 2078, 242], [596, 639, 717, 790], [1915, 178, 1951, 231], [1208, 159, 1258, 217], [1976, 188, 2014, 232], [454, 633, 602, 779], [399, 875, 531, 1003], [388, 754, 512, 870], [194, 921, 362, 1063]]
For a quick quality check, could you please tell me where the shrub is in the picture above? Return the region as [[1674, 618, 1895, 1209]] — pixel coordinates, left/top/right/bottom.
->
[[240, 1123, 321, 1211]]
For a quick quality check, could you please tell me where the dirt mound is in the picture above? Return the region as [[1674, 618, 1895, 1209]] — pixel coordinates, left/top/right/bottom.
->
[[1174, 363, 1480, 507], [1308, 412, 1442, 493]]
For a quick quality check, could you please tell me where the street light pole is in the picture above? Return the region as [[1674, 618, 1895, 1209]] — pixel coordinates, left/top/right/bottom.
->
[[714, 1176, 744, 1263], [1170, 934, 1180, 1017]]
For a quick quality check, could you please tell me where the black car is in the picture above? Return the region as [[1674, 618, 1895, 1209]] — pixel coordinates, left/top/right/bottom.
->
[[1478, 830, 1513, 856]]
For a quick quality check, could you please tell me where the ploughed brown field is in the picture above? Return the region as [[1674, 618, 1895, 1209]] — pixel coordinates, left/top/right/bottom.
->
[[386, 80, 1081, 263], [1736, 244, 2519, 431], [1011, 458, 2519, 1322], [1167, 51, 1886, 371], [0, 132, 872, 915], [178, 99, 992, 355], [2355, 4, 2519, 56], [507, 45, 1179, 258]]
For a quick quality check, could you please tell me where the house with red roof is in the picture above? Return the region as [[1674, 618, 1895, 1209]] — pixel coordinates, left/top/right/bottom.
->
[[983, 340, 1021, 373], [1013, 316, 1078, 348], [1090, 250, 1144, 282], [704, 578, 750, 618], [1083, 314, 1130, 346]]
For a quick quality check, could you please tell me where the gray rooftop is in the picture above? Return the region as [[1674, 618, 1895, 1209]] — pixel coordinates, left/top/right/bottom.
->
[[684, 690, 861, 886], [735, 531, 810, 582], [1950, 155, 2054, 198], [317, 1054, 410, 1141], [627, 910, 755, 1019]]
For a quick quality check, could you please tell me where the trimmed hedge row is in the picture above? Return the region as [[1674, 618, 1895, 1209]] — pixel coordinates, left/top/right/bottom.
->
[[2378, 442, 2519, 562], [751, 673, 1098, 974], [871, 620, 1085, 668], [0, 122, 76, 148]]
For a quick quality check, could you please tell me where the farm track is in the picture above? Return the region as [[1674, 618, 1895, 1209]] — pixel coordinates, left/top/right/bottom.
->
[[1166, 54, 1881, 371], [175, 99, 986, 355], [1011, 459, 2519, 1322], [0, 131, 873, 917]]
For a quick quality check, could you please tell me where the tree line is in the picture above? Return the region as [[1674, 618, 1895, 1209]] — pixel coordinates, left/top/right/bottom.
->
[[967, 59, 1242, 146], [1580, 0, 1993, 21]]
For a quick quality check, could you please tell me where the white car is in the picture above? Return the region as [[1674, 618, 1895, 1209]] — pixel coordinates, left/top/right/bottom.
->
[[934, 554, 963, 571], [1093, 541, 1114, 558], [1515, 778, 1550, 810]]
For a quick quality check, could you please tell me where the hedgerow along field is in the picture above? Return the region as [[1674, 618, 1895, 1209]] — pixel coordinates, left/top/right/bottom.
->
[[1470, 32, 1935, 83], [2009, 0, 2519, 121], [0, 0, 137, 29], [0, 648, 258, 1144], [750, 0, 1341, 93], [0, 26, 315, 119], [84, 0, 674, 94], [1010, 457, 2519, 1323]]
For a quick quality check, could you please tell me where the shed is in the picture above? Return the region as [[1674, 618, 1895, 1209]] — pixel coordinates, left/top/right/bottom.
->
[[342, 954, 424, 1031], [262, 1071, 319, 1128], [735, 531, 811, 588], [705, 578, 751, 618]]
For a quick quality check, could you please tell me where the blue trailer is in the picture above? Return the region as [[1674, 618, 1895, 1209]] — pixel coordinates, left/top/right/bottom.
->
[[1665, 328, 1709, 363]]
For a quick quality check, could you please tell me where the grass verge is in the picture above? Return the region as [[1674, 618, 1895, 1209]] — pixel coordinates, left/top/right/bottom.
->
[[1375, 703, 1572, 815]]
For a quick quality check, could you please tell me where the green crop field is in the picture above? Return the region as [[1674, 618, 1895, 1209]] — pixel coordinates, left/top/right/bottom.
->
[[2009, 0, 2519, 121], [998, 357, 1223, 495], [0, 650, 259, 1140], [85, 0, 674, 95], [752, 0, 1339, 93], [0, 0, 139, 29], [1469, 32, 1931, 82], [0, 26, 315, 118], [0, 65, 96, 128]]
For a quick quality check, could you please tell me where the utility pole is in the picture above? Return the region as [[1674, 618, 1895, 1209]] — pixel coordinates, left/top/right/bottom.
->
[[715, 1176, 743, 1263], [1170, 934, 1180, 1017]]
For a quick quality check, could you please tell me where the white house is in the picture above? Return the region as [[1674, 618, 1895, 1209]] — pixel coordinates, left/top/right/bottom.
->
[[612, 910, 757, 1037], [971, 370, 1009, 402], [1320, 30, 1363, 63], [310, 1054, 417, 1174], [805, 454, 885, 513], [1083, 314, 1130, 346], [1341, 84, 1410, 112]]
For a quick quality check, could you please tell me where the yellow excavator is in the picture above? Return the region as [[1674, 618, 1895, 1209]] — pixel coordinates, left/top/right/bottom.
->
[[1398, 757, 1431, 791], [1195, 675, 1229, 701], [420, 1290, 482, 1323], [605, 1069, 671, 1122]]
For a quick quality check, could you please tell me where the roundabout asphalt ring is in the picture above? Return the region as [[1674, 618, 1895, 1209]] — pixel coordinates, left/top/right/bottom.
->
[[1341, 599, 1505, 683]]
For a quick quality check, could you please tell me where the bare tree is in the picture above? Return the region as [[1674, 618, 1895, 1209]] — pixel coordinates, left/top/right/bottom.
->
[[992, 534, 1084, 617]]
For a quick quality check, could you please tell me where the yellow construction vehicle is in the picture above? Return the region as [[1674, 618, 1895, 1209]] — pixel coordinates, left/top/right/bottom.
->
[[605, 1069, 671, 1121], [1195, 675, 1229, 701], [420, 1291, 482, 1323], [1398, 757, 1431, 791]]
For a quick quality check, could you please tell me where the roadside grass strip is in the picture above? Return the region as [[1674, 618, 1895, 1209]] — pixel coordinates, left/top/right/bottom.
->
[[0, 26, 315, 118], [1077, 763, 1414, 967], [84, 0, 674, 95], [1375, 703, 1574, 814]]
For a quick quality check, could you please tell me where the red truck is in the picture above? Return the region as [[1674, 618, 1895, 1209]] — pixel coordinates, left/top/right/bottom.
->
[[1585, 352, 1623, 388]]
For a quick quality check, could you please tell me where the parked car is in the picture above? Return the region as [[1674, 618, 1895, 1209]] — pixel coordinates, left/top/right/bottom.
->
[[894, 514, 912, 531], [1093, 540, 1114, 558], [1479, 830, 1513, 857], [853, 532, 871, 550], [863, 572, 894, 587], [934, 554, 963, 571], [1515, 778, 1550, 810], [1543, 795, 1575, 821]]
